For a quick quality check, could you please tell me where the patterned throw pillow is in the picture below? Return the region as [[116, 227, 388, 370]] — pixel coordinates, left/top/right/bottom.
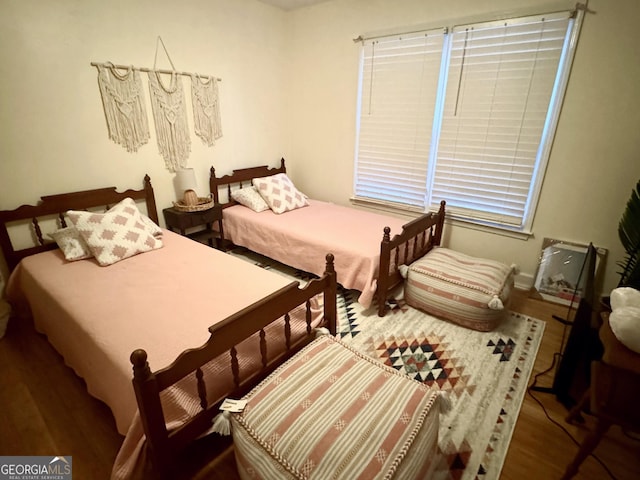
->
[[101, 197, 162, 238], [49, 227, 93, 261], [252, 173, 309, 214], [67, 198, 163, 266], [230, 186, 270, 212]]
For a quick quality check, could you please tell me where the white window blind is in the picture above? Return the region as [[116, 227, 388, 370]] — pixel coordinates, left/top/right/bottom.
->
[[354, 28, 446, 209], [353, 8, 582, 231], [430, 12, 574, 226]]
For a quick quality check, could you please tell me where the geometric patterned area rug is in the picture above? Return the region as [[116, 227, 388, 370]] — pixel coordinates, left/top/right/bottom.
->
[[337, 290, 544, 480], [228, 248, 545, 480]]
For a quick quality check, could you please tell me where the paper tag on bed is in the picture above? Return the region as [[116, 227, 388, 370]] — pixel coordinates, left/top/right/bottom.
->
[[219, 398, 247, 413]]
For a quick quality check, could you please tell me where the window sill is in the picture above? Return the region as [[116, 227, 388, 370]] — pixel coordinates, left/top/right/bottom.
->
[[349, 197, 424, 221], [447, 216, 533, 241], [349, 197, 533, 240]]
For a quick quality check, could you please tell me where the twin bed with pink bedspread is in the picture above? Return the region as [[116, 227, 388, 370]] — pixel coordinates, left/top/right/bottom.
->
[[7, 231, 295, 435], [210, 159, 446, 316], [0, 177, 337, 479]]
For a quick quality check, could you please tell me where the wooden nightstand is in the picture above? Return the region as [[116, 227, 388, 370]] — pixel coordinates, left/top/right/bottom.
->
[[163, 205, 224, 249]]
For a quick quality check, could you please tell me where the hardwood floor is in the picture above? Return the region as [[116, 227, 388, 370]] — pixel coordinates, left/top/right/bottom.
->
[[502, 291, 639, 480], [0, 290, 638, 479]]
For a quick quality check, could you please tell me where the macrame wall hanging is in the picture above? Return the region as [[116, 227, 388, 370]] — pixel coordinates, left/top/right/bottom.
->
[[91, 36, 223, 172], [191, 74, 223, 146], [96, 63, 150, 153], [148, 70, 191, 172], [146, 38, 190, 172]]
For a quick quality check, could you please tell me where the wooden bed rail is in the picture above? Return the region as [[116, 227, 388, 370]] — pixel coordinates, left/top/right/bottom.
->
[[130, 253, 337, 478], [377, 200, 446, 316], [0, 176, 158, 272]]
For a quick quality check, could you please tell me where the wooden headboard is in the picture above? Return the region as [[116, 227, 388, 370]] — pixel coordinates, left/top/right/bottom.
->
[[0, 176, 158, 272], [209, 158, 286, 207]]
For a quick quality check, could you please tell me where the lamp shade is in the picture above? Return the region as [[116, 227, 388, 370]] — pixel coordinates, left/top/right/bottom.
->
[[175, 168, 197, 199]]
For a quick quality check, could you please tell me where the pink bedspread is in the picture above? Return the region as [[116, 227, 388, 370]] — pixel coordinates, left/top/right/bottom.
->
[[6, 230, 323, 478], [223, 200, 407, 308]]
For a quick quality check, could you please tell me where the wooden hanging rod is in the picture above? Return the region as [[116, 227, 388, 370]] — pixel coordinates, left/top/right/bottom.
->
[[90, 62, 222, 82]]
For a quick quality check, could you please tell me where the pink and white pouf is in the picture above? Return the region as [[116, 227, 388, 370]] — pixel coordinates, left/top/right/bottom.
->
[[403, 247, 516, 332], [231, 335, 443, 480]]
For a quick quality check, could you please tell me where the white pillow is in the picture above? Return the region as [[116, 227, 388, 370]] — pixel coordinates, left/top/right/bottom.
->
[[49, 227, 93, 261], [609, 287, 640, 353], [231, 186, 270, 212], [67, 198, 163, 266], [610, 287, 640, 310], [253, 173, 309, 214], [609, 306, 640, 353], [140, 213, 163, 238]]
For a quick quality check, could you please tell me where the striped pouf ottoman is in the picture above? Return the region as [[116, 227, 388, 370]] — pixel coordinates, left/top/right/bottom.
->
[[403, 247, 517, 332], [231, 335, 443, 480]]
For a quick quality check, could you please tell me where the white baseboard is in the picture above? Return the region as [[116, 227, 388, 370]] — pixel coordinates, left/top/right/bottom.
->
[[514, 271, 535, 291]]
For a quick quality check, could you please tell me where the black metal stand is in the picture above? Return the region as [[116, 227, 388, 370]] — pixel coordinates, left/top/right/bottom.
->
[[530, 243, 601, 410]]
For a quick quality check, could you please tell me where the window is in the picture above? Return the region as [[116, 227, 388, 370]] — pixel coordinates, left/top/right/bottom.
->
[[354, 8, 583, 232]]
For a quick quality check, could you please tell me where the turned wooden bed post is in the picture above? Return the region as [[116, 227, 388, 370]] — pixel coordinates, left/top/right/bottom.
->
[[209, 166, 221, 205], [0, 217, 16, 272], [130, 349, 171, 478], [434, 200, 446, 246], [142, 175, 159, 225], [324, 253, 337, 334], [377, 227, 393, 317]]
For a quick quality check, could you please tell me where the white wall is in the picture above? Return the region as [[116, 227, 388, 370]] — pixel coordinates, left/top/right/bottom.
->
[[285, 0, 640, 297], [0, 0, 289, 221]]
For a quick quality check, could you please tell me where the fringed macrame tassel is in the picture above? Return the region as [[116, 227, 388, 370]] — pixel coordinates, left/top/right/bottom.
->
[[314, 327, 331, 338], [488, 295, 504, 310], [148, 71, 191, 172], [211, 410, 232, 436], [191, 74, 223, 146], [398, 264, 410, 279], [96, 64, 150, 153]]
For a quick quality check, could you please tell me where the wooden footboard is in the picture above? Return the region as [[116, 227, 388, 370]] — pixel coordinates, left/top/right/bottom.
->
[[130, 254, 337, 479], [376, 201, 446, 316]]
